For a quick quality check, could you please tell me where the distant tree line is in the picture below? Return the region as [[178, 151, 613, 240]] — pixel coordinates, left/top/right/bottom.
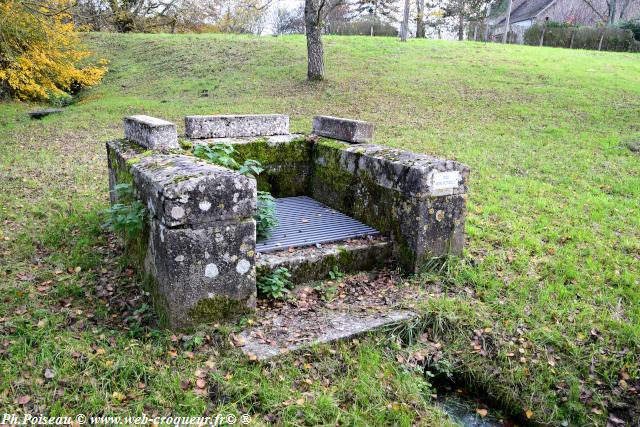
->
[[68, 0, 495, 39]]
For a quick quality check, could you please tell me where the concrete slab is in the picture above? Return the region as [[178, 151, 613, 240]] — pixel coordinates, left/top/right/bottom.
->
[[237, 270, 421, 360], [239, 309, 416, 360]]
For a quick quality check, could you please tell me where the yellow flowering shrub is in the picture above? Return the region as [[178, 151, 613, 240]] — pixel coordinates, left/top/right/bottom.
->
[[0, 0, 107, 101]]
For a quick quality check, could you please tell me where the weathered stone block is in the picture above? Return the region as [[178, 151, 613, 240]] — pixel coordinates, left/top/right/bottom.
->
[[310, 139, 469, 272], [106, 139, 257, 330], [257, 238, 392, 285], [107, 140, 257, 227], [146, 218, 256, 329], [312, 116, 374, 144], [185, 114, 289, 139], [131, 154, 256, 227], [124, 115, 178, 150]]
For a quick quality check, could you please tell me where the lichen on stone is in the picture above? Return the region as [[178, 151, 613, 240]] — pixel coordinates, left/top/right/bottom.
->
[[188, 295, 253, 325]]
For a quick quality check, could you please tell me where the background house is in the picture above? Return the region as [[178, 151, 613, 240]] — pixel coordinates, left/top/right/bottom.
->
[[488, 0, 640, 43]]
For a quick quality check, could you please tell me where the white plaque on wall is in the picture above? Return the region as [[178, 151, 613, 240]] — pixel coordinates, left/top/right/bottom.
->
[[430, 171, 461, 192]]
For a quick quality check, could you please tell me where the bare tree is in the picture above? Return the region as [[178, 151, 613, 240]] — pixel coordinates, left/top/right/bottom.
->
[[305, 0, 325, 80], [400, 0, 410, 40], [579, 0, 636, 24], [272, 4, 305, 34], [502, 0, 512, 43], [416, 0, 425, 36], [304, 0, 344, 80]]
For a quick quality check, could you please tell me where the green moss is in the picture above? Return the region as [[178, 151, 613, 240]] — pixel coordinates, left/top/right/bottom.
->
[[232, 137, 311, 165], [117, 138, 147, 155], [172, 174, 198, 184], [179, 138, 193, 150], [258, 243, 392, 285], [257, 164, 310, 197], [309, 141, 421, 272], [141, 273, 170, 328], [316, 137, 349, 150], [188, 295, 253, 324]]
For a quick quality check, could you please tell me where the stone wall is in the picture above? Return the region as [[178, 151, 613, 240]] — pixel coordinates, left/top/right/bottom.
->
[[309, 138, 469, 272], [107, 121, 257, 330], [107, 114, 470, 328], [188, 116, 470, 273]]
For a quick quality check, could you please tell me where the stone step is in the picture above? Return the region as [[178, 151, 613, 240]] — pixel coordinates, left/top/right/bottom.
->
[[256, 236, 393, 286], [237, 269, 420, 360]]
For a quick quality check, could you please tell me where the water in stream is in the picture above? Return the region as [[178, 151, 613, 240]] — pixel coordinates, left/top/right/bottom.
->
[[438, 394, 508, 427]]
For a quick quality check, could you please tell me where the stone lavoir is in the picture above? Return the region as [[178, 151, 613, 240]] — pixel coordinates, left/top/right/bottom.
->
[[106, 114, 470, 329]]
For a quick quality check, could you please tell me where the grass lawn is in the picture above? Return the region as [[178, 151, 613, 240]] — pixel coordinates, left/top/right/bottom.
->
[[1, 33, 639, 426]]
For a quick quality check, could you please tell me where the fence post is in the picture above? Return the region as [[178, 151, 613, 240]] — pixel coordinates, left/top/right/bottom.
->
[[598, 28, 605, 51], [569, 28, 575, 49]]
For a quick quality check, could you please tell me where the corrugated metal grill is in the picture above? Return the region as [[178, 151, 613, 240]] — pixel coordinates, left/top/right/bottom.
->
[[256, 196, 380, 253]]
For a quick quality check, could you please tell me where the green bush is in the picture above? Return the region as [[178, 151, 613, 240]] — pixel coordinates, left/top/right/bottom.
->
[[257, 267, 292, 299], [524, 23, 638, 52], [256, 191, 278, 239], [618, 20, 640, 41], [103, 183, 146, 239], [192, 143, 240, 169]]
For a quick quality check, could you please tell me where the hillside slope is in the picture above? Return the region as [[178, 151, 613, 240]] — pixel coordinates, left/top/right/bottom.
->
[[0, 33, 639, 425]]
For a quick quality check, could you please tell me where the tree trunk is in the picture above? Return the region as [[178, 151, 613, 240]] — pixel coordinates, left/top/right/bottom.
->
[[598, 28, 605, 50], [473, 22, 478, 40], [608, 0, 616, 24], [401, 0, 411, 41], [305, 0, 324, 80], [416, 0, 425, 38], [502, 0, 513, 43], [484, 3, 492, 41], [569, 29, 575, 48], [619, 0, 631, 20], [458, 0, 465, 41], [539, 25, 546, 46]]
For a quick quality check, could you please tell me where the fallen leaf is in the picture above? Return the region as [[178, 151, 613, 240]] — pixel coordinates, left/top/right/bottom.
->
[[476, 408, 488, 417], [44, 368, 55, 379], [17, 395, 31, 405], [525, 409, 534, 419], [112, 391, 125, 401]]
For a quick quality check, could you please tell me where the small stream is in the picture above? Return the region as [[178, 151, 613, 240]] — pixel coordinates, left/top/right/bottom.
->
[[435, 388, 517, 427], [438, 395, 506, 427]]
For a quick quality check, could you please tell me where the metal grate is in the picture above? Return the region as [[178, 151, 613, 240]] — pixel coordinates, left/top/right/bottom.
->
[[256, 196, 380, 253]]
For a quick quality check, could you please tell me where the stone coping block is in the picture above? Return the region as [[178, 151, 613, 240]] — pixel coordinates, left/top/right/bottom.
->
[[185, 114, 289, 139], [107, 140, 256, 227], [315, 142, 469, 197], [312, 116, 374, 144], [124, 115, 178, 150], [147, 218, 256, 329]]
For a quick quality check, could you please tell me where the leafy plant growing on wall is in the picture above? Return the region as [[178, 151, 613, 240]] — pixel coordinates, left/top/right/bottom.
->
[[256, 191, 278, 239], [257, 267, 292, 300], [192, 143, 240, 169], [238, 159, 264, 179], [191, 143, 278, 239], [103, 183, 146, 240]]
